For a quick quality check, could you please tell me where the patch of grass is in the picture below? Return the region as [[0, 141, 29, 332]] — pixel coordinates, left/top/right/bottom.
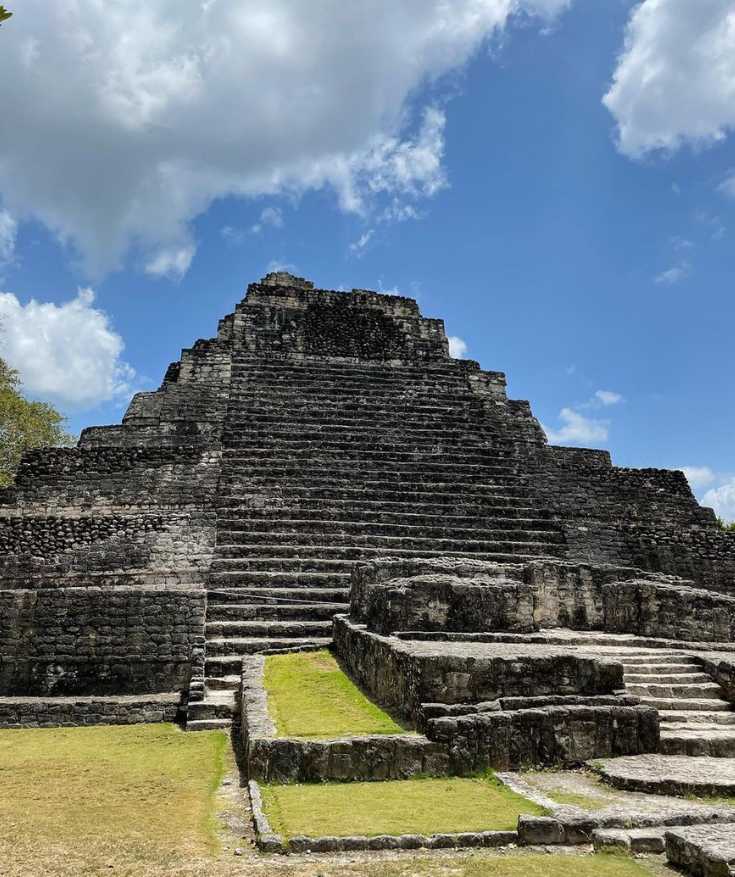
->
[[261, 774, 548, 838], [264, 649, 406, 738], [0, 723, 228, 865]]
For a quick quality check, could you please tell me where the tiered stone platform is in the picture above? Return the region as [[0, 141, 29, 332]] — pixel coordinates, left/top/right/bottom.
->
[[0, 271, 733, 739]]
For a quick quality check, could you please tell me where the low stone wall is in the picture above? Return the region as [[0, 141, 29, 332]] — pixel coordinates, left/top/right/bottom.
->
[[603, 580, 735, 643], [361, 574, 535, 636], [699, 657, 735, 703], [0, 587, 205, 695], [351, 558, 688, 636], [240, 655, 449, 782], [425, 703, 659, 772], [333, 616, 623, 720], [0, 692, 181, 728]]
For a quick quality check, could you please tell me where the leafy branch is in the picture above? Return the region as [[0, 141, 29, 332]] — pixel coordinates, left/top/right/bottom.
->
[[0, 7, 12, 27]]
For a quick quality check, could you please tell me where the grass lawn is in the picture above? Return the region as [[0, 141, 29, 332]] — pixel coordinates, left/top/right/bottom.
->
[[264, 649, 406, 738], [260, 774, 548, 838], [0, 723, 230, 876]]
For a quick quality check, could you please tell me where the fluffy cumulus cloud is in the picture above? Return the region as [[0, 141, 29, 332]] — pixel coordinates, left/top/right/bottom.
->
[[604, 0, 735, 157], [703, 478, 735, 523], [448, 336, 469, 358], [0, 288, 135, 410], [0, 0, 571, 277], [543, 389, 623, 446], [680, 466, 717, 490]]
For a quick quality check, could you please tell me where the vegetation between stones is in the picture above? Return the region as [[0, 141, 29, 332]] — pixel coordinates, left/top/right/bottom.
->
[[264, 649, 406, 738]]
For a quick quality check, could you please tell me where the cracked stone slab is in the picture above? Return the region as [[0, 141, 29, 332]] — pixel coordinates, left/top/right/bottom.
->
[[665, 824, 735, 877], [591, 754, 735, 797]]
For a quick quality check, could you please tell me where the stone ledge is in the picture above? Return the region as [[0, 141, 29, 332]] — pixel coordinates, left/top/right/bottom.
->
[[591, 754, 735, 798], [665, 825, 735, 877], [0, 692, 182, 728]]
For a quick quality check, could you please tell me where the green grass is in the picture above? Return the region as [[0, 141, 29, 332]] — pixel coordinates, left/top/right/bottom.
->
[[260, 774, 548, 838], [0, 723, 229, 874], [264, 649, 406, 738]]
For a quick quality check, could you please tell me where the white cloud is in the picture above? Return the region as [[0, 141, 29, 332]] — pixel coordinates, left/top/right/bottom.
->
[[543, 407, 609, 446], [265, 259, 298, 275], [604, 0, 735, 158], [703, 477, 735, 523], [718, 171, 735, 199], [0, 1, 571, 276], [221, 225, 246, 246], [251, 206, 284, 234], [594, 389, 623, 406], [655, 263, 690, 286], [680, 466, 717, 490], [0, 209, 17, 265], [0, 287, 135, 409], [349, 229, 374, 256], [144, 243, 196, 280], [448, 336, 468, 358]]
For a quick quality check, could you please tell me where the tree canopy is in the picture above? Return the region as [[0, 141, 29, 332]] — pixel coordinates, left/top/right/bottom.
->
[[0, 7, 12, 26], [0, 358, 75, 488]]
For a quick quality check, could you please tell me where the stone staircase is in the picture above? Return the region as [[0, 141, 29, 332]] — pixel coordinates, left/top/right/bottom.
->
[[185, 356, 566, 729], [620, 653, 735, 757]]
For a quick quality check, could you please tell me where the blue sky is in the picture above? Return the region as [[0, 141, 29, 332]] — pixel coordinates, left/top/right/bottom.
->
[[0, 0, 733, 518]]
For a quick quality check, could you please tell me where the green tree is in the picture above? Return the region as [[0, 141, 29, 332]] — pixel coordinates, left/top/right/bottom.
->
[[718, 518, 735, 534], [0, 7, 12, 26], [0, 358, 75, 487]]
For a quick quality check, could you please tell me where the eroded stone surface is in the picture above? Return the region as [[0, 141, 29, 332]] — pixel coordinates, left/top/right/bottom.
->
[[592, 754, 735, 796]]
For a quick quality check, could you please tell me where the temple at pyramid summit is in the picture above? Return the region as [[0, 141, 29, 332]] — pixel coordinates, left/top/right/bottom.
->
[[1, 272, 735, 777]]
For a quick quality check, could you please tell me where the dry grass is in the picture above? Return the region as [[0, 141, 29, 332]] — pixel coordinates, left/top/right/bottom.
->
[[264, 649, 406, 738]]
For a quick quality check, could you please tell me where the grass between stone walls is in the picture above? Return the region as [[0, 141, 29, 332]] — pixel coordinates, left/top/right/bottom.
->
[[264, 648, 407, 738], [260, 773, 548, 838]]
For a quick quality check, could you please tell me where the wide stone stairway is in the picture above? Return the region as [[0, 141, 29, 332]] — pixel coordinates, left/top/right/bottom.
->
[[188, 355, 567, 728], [621, 652, 735, 756]]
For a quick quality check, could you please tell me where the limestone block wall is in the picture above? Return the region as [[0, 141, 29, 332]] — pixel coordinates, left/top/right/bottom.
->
[[426, 703, 659, 772], [0, 587, 205, 695], [333, 616, 623, 720], [534, 446, 735, 592], [603, 580, 735, 642]]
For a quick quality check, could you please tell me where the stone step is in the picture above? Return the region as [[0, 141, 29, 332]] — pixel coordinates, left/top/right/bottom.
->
[[659, 711, 735, 725], [216, 514, 558, 535], [185, 718, 231, 732], [217, 507, 555, 526], [217, 498, 542, 517], [216, 526, 563, 546], [638, 696, 734, 712], [213, 533, 564, 556], [223, 446, 519, 465], [207, 586, 350, 602], [625, 672, 713, 684], [208, 570, 351, 586], [660, 728, 735, 757], [205, 638, 332, 669], [187, 694, 237, 722], [223, 438, 519, 456], [593, 826, 669, 855], [218, 479, 533, 499], [222, 433, 509, 452], [205, 620, 333, 638], [209, 546, 562, 573], [621, 663, 705, 675], [205, 675, 241, 691], [618, 655, 702, 666], [626, 682, 725, 699], [225, 410, 495, 428], [228, 396, 485, 413], [206, 602, 347, 621], [218, 462, 524, 481]]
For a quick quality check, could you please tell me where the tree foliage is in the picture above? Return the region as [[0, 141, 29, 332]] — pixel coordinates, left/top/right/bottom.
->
[[0, 358, 75, 487], [0, 7, 12, 26], [718, 518, 735, 534]]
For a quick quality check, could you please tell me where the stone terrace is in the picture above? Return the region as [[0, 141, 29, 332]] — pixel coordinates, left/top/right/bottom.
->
[[0, 272, 733, 735]]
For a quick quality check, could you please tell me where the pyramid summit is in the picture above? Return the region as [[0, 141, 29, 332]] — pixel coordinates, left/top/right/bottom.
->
[[0, 272, 733, 734]]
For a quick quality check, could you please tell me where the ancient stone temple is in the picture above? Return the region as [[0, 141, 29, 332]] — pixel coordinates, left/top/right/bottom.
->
[[0, 272, 733, 735]]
